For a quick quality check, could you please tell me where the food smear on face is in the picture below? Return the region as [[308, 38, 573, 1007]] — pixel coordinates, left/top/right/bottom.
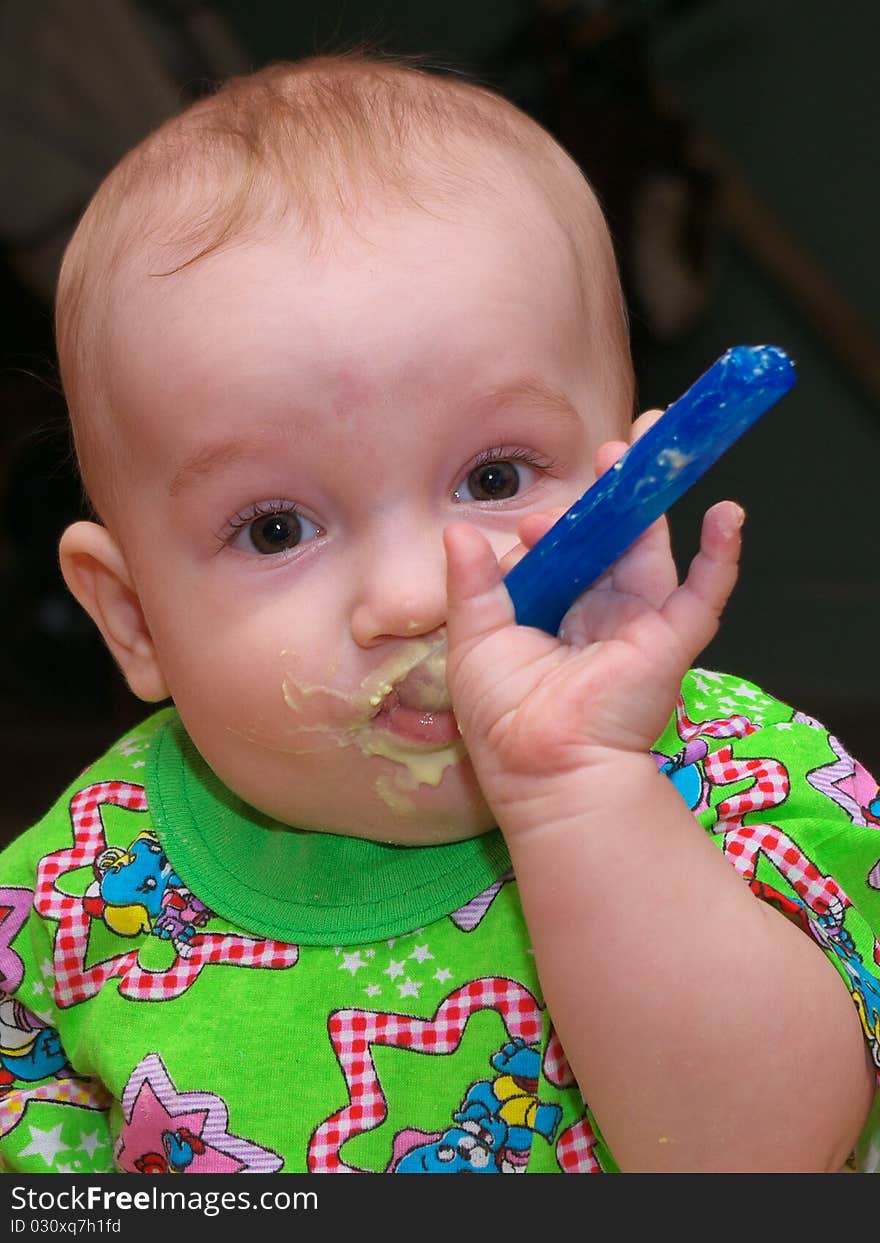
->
[[279, 635, 466, 814], [361, 730, 465, 786], [373, 774, 417, 817], [356, 636, 466, 798], [279, 677, 360, 754]]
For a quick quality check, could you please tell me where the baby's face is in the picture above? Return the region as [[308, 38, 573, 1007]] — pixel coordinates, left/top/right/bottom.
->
[[101, 191, 629, 843]]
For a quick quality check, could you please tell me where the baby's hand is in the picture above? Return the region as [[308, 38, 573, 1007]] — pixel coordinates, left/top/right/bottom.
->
[[443, 429, 743, 832]]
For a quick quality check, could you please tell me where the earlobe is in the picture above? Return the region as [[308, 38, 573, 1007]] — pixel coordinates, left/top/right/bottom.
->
[[58, 521, 170, 703]]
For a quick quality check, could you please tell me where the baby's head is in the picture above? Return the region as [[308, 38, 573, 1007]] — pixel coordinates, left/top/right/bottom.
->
[[57, 53, 635, 844]]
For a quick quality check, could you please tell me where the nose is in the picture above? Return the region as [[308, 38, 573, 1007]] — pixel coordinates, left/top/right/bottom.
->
[[349, 524, 448, 648]]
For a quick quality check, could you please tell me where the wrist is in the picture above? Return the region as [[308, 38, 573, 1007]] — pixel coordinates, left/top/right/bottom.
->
[[486, 747, 663, 844]]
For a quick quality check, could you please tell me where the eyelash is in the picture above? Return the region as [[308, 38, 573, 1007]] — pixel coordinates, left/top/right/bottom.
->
[[215, 500, 311, 548], [468, 446, 555, 472], [455, 446, 557, 497], [215, 447, 556, 550]]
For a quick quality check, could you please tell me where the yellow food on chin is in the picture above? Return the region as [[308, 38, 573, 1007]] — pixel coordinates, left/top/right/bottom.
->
[[359, 730, 465, 786]]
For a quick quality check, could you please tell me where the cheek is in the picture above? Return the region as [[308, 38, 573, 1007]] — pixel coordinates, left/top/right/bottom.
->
[[276, 646, 366, 745], [165, 615, 363, 763]]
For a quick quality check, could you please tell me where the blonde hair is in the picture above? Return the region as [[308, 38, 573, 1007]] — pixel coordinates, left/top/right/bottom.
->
[[56, 53, 633, 510]]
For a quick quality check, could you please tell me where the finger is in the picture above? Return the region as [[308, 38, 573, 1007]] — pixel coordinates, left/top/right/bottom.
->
[[558, 512, 676, 642], [661, 501, 744, 656], [518, 507, 565, 549], [607, 512, 676, 600], [588, 409, 672, 599], [496, 508, 567, 576], [594, 438, 629, 478], [444, 522, 516, 654], [630, 407, 664, 443], [593, 408, 663, 480]]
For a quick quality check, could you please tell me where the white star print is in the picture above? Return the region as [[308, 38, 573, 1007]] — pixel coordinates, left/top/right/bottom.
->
[[409, 945, 434, 963], [384, 959, 406, 980], [18, 1123, 70, 1166], [339, 952, 368, 975], [40, 959, 54, 980], [433, 968, 452, 983], [364, 984, 381, 998], [729, 682, 762, 701], [78, 1129, 107, 1160], [397, 977, 422, 999]]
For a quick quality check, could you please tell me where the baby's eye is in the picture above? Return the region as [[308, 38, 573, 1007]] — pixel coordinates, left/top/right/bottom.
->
[[453, 451, 545, 503], [226, 504, 321, 556]]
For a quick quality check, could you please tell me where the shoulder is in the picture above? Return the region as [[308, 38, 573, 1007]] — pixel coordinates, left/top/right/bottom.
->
[[673, 669, 878, 786], [678, 668, 796, 728], [653, 666, 879, 838], [661, 671, 880, 1109], [0, 708, 178, 885], [656, 668, 842, 762]]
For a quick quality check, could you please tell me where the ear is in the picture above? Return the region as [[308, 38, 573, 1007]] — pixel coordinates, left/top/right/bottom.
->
[[58, 521, 170, 703]]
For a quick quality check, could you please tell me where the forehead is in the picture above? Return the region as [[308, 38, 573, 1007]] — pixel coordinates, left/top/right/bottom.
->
[[96, 185, 624, 492], [117, 192, 539, 335]]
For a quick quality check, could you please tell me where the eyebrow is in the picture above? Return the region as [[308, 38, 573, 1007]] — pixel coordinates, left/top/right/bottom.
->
[[167, 379, 581, 496], [168, 436, 265, 496], [475, 378, 581, 425]]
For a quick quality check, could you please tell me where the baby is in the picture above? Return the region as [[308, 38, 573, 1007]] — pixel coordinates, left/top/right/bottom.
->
[[1, 54, 879, 1175]]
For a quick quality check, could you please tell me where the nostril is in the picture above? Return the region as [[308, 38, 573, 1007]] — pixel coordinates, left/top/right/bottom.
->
[[350, 599, 448, 648]]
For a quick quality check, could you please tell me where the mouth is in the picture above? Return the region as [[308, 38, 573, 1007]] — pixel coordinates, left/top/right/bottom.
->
[[366, 638, 461, 749], [372, 689, 462, 747]]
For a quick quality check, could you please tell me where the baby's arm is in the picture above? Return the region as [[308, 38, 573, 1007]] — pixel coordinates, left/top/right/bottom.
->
[[444, 452, 874, 1172], [0, 902, 114, 1173]]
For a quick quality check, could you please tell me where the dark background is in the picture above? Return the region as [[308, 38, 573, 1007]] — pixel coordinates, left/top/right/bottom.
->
[[2, 0, 879, 845]]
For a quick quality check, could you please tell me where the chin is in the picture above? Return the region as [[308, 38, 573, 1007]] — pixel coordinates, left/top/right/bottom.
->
[[304, 787, 497, 846], [365, 758, 496, 845], [214, 741, 495, 843], [295, 775, 495, 845], [371, 817, 497, 848]]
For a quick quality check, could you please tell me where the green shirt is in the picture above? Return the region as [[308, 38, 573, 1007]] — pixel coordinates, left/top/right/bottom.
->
[[1, 670, 879, 1174]]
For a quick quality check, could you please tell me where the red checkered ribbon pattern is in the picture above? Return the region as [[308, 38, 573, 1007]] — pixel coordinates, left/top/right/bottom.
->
[[555, 1116, 601, 1174], [675, 693, 759, 744], [35, 782, 298, 1007], [543, 1027, 600, 1173], [706, 747, 847, 918], [310, 977, 543, 1173]]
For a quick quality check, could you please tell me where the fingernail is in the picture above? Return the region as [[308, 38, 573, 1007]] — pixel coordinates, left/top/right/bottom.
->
[[721, 504, 746, 536]]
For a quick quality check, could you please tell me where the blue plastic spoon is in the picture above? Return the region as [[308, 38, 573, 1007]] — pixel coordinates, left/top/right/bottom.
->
[[502, 344, 796, 635]]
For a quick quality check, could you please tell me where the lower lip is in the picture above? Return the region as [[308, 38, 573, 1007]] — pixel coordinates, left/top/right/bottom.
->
[[374, 702, 461, 746]]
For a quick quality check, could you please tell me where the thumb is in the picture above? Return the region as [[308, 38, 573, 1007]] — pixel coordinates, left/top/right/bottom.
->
[[444, 522, 516, 658]]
